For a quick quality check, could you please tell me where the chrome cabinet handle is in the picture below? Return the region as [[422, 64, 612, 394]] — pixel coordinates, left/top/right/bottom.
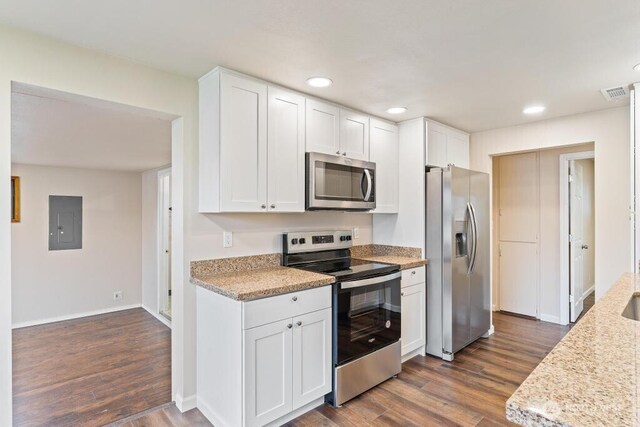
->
[[292, 296, 298, 302], [287, 323, 293, 329], [296, 321, 302, 326]]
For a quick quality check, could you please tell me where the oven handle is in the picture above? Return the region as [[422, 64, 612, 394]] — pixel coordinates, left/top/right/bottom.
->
[[339, 271, 401, 290]]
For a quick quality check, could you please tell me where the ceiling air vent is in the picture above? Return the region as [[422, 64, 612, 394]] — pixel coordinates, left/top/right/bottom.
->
[[600, 85, 629, 101]]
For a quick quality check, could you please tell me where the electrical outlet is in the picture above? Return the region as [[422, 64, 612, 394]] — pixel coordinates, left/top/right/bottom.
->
[[353, 227, 360, 239], [113, 291, 123, 301], [223, 231, 233, 248]]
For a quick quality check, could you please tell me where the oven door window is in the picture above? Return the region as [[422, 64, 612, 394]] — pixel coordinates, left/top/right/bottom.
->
[[314, 161, 374, 202], [336, 278, 400, 366]]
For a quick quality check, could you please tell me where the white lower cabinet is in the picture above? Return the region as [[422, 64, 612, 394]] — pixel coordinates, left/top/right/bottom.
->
[[244, 319, 293, 427], [197, 286, 332, 427], [400, 267, 426, 358]]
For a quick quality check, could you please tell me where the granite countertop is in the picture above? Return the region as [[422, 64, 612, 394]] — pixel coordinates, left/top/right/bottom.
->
[[191, 266, 335, 301], [355, 255, 428, 270], [351, 244, 428, 270], [506, 273, 640, 427]]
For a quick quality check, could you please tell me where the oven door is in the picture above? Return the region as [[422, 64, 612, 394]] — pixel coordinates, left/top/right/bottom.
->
[[334, 272, 401, 366], [306, 152, 376, 211]]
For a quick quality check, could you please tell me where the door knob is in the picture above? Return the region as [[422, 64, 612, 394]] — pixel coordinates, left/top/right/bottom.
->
[[582, 244, 589, 250]]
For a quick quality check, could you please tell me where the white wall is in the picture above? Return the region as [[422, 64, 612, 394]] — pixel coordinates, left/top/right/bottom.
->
[[471, 106, 630, 303], [11, 164, 142, 326], [0, 24, 196, 423]]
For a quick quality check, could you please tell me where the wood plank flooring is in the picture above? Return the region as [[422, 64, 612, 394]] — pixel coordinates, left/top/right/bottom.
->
[[286, 311, 570, 426], [126, 312, 570, 427], [12, 308, 171, 427]]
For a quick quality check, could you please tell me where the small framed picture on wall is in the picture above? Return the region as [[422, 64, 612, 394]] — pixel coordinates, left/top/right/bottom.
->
[[11, 176, 20, 223]]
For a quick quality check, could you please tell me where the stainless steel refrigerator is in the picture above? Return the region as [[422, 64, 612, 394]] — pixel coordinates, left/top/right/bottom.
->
[[426, 165, 491, 361]]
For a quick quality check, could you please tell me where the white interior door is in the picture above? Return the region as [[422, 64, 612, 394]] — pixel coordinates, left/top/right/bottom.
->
[[570, 160, 585, 322], [158, 168, 171, 318]]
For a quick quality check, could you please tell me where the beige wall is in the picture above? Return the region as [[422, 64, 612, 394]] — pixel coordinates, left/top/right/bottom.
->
[[11, 164, 143, 326], [471, 106, 630, 309]]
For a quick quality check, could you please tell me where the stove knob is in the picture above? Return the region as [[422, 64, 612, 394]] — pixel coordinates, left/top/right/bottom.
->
[[299, 238, 306, 244], [340, 236, 347, 242], [291, 238, 298, 245], [346, 236, 352, 241]]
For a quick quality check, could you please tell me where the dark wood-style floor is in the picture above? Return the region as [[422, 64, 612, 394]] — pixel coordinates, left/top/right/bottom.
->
[[574, 291, 595, 323], [12, 308, 171, 427], [124, 312, 570, 427]]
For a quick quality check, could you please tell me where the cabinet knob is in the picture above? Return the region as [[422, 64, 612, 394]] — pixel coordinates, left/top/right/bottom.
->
[[336, 150, 341, 155], [411, 271, 416, 275], [270, 204, 275, 209], [287, 323, 293, 329], [292, 296, 298, 302], [261, 204, 266, 209], [401, 292, 405, 296], [342, 152, 347, 156], [296, 321, 302, 326]]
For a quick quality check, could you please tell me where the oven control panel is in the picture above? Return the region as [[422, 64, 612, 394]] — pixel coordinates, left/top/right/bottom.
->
[[283, 230, 353, 254]]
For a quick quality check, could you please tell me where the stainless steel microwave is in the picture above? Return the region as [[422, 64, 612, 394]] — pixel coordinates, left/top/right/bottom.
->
[[306, 152, 376, 211]]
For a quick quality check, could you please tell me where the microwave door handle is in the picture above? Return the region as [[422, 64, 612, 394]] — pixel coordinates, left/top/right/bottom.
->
[[363, 169, 372, 202]]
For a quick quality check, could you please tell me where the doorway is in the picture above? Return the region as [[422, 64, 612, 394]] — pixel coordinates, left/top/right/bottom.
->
[[492, 143, 595, 325], [158, 167, 172, 320], [10, 82, 177, 425], [560, 152, 595, 323]]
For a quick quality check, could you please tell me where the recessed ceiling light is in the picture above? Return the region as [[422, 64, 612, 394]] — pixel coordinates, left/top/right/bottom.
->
[[634, 63, 640, 71], [306, 77, 333, 88], [523, 105, 545, 115], [386, 107, 407, 114]]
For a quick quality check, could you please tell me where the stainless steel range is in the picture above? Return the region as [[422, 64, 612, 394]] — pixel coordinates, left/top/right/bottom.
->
[[283, 230, 402, 406]]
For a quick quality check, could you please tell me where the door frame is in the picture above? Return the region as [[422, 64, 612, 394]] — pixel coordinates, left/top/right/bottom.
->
[[157, 167, 172, 323], [559, 150, 594, 325]]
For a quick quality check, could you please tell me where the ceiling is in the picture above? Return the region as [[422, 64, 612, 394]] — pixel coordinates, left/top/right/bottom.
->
[[11, 84, 172, 172], [1, 1, 639, 132]]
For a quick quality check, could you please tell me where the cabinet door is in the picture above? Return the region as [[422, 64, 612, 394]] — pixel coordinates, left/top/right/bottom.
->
[[292, 308, 331, 410], [220, 73, 268, 212], [447, 129, 469, 168], [426, 122, 448, 168], [306, 99, 340, 155], [401, 282, 426, 356], [267, 87, 305, 212], [244, 319, 293, 427], [370, 119, 399, 213], [340, 109, 370, 160]]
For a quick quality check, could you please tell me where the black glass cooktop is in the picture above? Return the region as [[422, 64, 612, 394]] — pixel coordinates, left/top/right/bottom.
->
[[295, 258, 399, 281]]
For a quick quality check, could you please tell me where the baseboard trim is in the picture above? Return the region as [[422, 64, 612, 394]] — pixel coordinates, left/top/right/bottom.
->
[[401, 345, 426, 363], [482, 324, 495, 337], [539, 313, 562, 325], [492, 304, 497, 311], [12, 304, 142, 329], [581, 284, 595, 301], [175, 393, 197, 412], [142, 304, 172, 329]]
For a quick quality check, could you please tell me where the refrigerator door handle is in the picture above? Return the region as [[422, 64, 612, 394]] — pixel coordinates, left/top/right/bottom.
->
[[468, 202, 479, 274]]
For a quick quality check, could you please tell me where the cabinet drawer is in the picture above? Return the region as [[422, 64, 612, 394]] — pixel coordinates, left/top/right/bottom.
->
[[243, 286, 332, 330], [401, 267, 425, 288]]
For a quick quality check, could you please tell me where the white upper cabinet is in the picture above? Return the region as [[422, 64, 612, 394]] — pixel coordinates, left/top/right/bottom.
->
[[219, 73, 268, 212], [425, 120, 469, 169], [267, 87, 306, 212], [370, 119, 399, 213], [306, 99, 340, 155], [339, 109, 370, 161]]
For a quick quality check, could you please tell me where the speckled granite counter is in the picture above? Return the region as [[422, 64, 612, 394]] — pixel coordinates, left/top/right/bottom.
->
[[506, 273, 640, 427], [191, 266, 335, 301], [352, 244, 428, 270]]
